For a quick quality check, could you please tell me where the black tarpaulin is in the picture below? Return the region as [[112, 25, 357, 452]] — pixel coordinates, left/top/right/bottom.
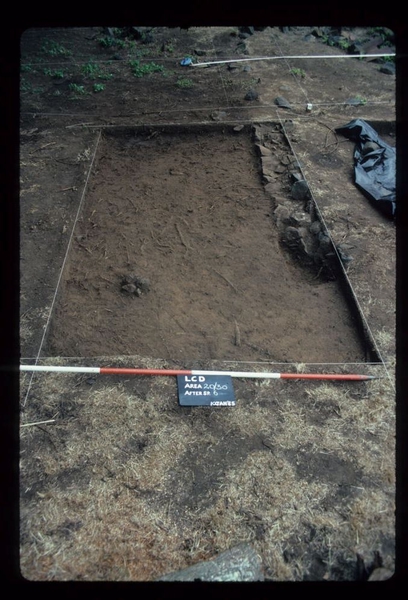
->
[[335, 119, 396, 218]]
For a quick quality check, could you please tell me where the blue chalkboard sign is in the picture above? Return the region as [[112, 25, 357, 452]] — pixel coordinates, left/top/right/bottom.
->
[[177, 375, 236, 406]]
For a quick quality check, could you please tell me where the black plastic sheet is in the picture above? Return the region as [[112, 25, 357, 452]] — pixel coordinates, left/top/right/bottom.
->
[[335, 119, 396, 218]]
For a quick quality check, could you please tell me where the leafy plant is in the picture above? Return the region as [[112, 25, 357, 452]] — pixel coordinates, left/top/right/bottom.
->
[[290, 67, 305, 78], [129, 59, 164, 77], [93, 83, 105, 93], [338, 39, 350, 50], [21, 64, 34, 73], [176, 77, 194, 88], [43, 67, 66, 78], [69, 83, 87, 96], [81, 62, 113, 80], [20, 79, 44, 94], [98, 35, 126, 49], [41, 40, 72, 57], [356, 95, 367, 105]]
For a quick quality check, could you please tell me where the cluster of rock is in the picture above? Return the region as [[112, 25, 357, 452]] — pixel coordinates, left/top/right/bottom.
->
[[253, 123, 352, 279]]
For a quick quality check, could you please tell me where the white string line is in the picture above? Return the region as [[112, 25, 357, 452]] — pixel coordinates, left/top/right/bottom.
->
[[20, 96, 395, 120], [191, 53, 396, 67], [277, 114, 395, 390], [21, 57, 196, 66], [19, 357, 386, 365], [270, 32, 311, 107], [212, 37, 231, 107], [21, 130, 102, 408]]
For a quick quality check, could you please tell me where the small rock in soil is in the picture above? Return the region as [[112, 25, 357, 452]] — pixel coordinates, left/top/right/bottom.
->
[[274, 205, 291, 225], [236, 42, 248, 55], [284, 226, 301, 242], [274, 96, 292, 109], [291, 180, 310, 201], [211, 111, 227, 121], [309, 220, 322, 235], [257, 145, 272, 156], [122, 283, 138, 295], [345, 97, 366, 106], [242, 65, 251, 72], [368, 568, 394, 581], [233, 125, 244, 132], [245, 89, 259, 101], [227, 64, 239, 71], [379, 64, 395, 75], [336, 244, 353, 264], [303, 35, 316, 42]]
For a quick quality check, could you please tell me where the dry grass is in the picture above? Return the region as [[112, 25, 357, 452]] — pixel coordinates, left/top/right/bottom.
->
[[20, 356, 395, 581]]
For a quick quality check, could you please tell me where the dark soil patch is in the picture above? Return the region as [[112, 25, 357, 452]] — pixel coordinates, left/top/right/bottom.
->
[[44, 124, 366, 363]]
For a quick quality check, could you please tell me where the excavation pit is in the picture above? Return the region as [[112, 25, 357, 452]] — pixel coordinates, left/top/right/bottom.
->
[[46, 124, 367, 363]]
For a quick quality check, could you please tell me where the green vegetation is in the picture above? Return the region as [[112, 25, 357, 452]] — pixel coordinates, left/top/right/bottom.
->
[[176, 77, 194, 88], [338, 39, 350, 50], [20, 79, 44, 94], [21, 64, 35, 73], [41, 40, 72, 57], [129, 59, 164, 77], [81, 61, 113, 80], [93, 83, 105, 93], [290, 67, 305, 78], [356, 95, 367, 105], [367, 27, 394, 45], [43, 67, 66, 78], [98, 36, 127, 49], [69, 83, 87, 96]]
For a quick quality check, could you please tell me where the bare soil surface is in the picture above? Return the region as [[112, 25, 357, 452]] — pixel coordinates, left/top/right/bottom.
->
[[19, 26, 396, 582]]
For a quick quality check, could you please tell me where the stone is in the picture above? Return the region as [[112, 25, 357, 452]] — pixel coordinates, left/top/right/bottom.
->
[[242, 65, 251, 72], [291, 180, 310, 201], [336, 245, 353, 264], [264, 183, 278, 195], [261, 156, 278, 175], [227, 64, 239, 71], [233, 125, 244, 132], [156, 543, 264, 582], [274, 164, 287, 174], [135, 277, 150, 293], [303, 34, 316, 42], [368, 568, 394, 581], [379, 64, 395, 75], [344, 97, 365, 106], [257, 145, 272, 156], [290, 212, 310, 227], [236, 42, 248, 55], [274, 96, 292, 109], [274, 205, 291, 225], [309, 220, 322, 235], [211, 111, 227, 121], [121, 283, 137, 294], [284, 226, 301, 242], [317, 232, 332, 253], [245, 88, 259, 101]]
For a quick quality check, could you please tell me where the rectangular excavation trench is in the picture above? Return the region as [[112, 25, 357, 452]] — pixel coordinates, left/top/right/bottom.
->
[[45, 124, 371, 363]]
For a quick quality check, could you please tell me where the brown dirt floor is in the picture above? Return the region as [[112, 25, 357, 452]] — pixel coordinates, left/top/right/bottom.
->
[[19, 26, 396, 582]]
